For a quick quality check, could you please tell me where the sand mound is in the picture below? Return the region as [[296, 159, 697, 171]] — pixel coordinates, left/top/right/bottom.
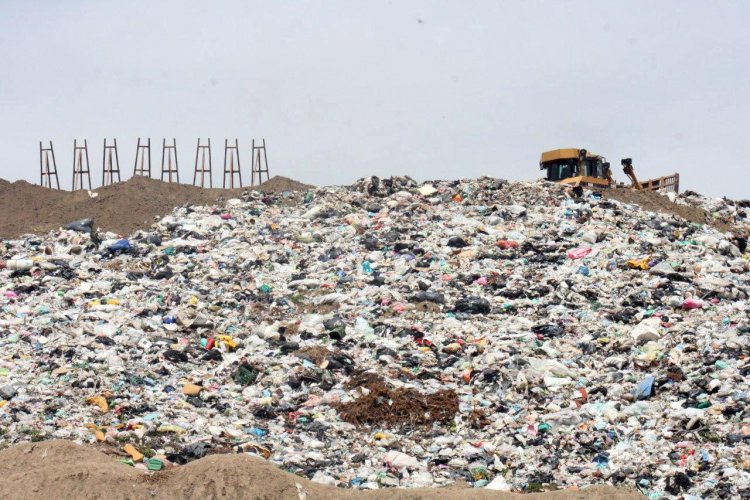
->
[[0, 176, 312, 239], [0, 441, 644, 500], [0, 440, 147, 499]]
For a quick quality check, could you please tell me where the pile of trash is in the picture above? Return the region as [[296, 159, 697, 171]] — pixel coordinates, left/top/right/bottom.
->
[[677, 190, 750, 241], [1, 176, 748, 498]]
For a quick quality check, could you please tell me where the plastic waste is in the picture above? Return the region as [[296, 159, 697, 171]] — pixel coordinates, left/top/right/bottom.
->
[[0, 175, 747, 496], [108, 239, 131, 252], [683, 298, 703, 310], [454, 296, 491, 314], [566, 246, 594, 259], [633, 375, 655, 400], [65, 218, 94, 233], [123, 444, 144, 462], [4, 259, 33, 271]]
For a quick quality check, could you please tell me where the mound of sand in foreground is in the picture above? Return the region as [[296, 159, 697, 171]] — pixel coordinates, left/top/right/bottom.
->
[[0, 441, 645, 500]]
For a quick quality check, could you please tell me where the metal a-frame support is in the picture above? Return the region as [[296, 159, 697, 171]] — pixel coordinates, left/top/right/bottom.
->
[[223, 138, 242, 188], [161, 138, 179, 183], [72, 139, 92, 191], [251, 138, 270, 186], [101, 138, 121, 186], [193, 138, 213, 188], [39, 141, 60, 189], [133, 137, 152, 177]]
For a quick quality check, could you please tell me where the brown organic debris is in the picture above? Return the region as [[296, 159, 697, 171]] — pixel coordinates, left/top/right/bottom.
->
[[295, 346, 337, 365], [467, 408, 490, 429], [343, 370, 384, 389], [334, 375, 458, 427]]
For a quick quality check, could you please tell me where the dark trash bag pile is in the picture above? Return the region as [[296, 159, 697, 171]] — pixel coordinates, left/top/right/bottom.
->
[[1, 176, 749, 497]]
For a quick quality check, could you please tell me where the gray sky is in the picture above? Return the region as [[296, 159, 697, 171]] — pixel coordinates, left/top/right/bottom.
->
[[1, 1, 748, 198]]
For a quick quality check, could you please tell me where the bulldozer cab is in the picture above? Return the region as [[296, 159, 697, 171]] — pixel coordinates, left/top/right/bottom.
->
[[540, 148, 611, 188]]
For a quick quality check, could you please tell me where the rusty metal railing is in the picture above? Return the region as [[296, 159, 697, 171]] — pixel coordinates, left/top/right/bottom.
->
[[640, 173, 680, 194]]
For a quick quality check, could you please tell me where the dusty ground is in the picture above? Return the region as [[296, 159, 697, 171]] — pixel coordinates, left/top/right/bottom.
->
[[0, 441, 644, 500], [0, 175, 312, 239]]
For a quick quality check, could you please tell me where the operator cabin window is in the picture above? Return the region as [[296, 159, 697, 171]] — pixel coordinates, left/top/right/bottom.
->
[[593, 160, 603, 178], [547, 162, 573, 181], [584, 159, 597, 178], [586, 160, 595, 177], [559, 164, 571, 179]]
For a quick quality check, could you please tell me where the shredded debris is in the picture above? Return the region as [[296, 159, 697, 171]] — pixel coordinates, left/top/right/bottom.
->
[[334, 375, 459, 427]]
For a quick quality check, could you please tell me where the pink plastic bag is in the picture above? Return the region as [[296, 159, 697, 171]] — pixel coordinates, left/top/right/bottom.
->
[[566, 246, 593, 259], [683, 298, 703, 310]]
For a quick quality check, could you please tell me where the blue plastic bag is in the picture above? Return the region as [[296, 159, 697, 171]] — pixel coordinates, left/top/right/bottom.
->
[[108, 239, 131, 252], [633, 375, 655, 400]]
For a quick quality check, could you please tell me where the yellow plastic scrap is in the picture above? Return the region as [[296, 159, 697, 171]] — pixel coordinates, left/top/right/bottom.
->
[[93, 430, 105, 441], [123, 443, 144, 462], [85, 422, 103, 430], [182, 383, 203, 396], [216, 335, 237, 350], [86, 395, 109, 413], [86, 298, 121, 308], [626, 258, 650, 270], [85, 423, 107, 441], [188, 296, 199, 306]]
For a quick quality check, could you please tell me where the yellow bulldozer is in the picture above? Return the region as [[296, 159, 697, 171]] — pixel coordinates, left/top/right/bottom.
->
[[539, 148, 680, 193]]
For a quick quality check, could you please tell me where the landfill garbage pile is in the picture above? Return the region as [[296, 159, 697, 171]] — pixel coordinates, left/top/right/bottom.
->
[[676, 190, 750, 241], [601, 187, 749, 237], [0, 176, 749, 498]]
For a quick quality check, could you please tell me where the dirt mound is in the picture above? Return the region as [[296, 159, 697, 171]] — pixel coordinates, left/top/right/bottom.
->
[[0, 441, 644, 500], [602, 188, 732, 233], [255, 175, 313, 192], [0, 176, 313, 239]]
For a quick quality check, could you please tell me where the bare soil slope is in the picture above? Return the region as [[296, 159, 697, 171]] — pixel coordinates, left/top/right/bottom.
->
[[0, 176, 312, 239]]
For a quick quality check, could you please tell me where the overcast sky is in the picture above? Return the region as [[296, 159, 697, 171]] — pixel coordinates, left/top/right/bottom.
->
[[1, 1, 748, 197]]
